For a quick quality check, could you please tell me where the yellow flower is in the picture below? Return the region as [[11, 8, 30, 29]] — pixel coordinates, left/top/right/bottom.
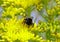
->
[[57, 38, 60, 42], [36, 3, 43, 11], [47, 8, 55, 15], [18, 29, 34, 41], [1, 17, 37, 42], [57, 1, 60, 5], [56, 33, 60, 38], [2, 6, 25, 17], [1, 0, 41, 9], [58, 12, 60, 14]]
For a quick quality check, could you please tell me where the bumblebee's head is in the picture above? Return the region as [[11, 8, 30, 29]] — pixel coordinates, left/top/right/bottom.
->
[[24, 18, 33, 25]]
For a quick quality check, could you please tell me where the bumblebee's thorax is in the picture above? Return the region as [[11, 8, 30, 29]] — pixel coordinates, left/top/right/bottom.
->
[[24, 18, 33, 25]]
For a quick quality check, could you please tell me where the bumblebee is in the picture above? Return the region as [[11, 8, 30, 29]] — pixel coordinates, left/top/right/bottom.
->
[[23, 17, 34, 27]]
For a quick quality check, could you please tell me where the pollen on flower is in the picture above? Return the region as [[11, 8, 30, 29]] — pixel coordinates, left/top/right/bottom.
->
[[0, 0, 60, 42]]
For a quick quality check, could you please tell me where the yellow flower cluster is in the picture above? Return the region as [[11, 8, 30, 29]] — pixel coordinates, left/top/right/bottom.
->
[[36, 3, 43, 11], [1, 0, 40, 9], [2, 6, 25, 17], [0, 17, 60, 42], [47, 8, 55, 15], [56, 0, 60, 5], [47, 6, 60, 17], [0, 17, 34, 42], [0, 0, 60, 42], [1, 0, 42, 17], [54, 5, 60, 15]]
